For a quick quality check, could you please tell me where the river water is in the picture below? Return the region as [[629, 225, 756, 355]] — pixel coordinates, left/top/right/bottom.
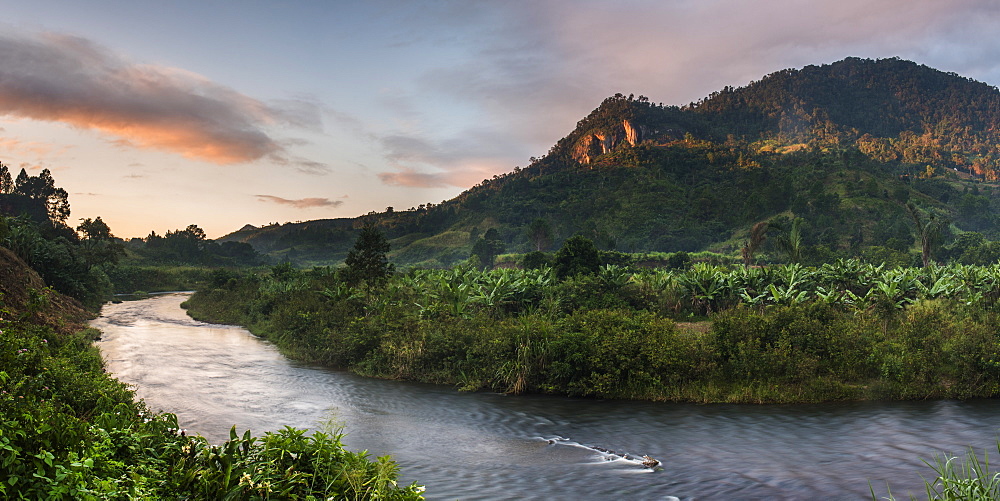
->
[[91, 293, 1000, 500]]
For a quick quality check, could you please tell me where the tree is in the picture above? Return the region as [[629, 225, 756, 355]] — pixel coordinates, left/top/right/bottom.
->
[[521, 251, 551, 270], [77, 216, 124, 267], [14, 168, 28, 191], [184, 224, 207, 241], [774, 218, 804, 264], [0, 163, 12, 194], [741, 221, 769, 268], [11, 168, 70, 223], [77, 216, 114, 240], [907, 203, 945, 267], [667, 251, 691, 270], [344, 223, 394, 287], [527, 218, 552, 251], [554, 235, 601, 279], [471, 228, 505, 269]]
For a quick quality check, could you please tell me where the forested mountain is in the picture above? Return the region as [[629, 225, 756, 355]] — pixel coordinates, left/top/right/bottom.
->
[[221, 57, 1000, 268]]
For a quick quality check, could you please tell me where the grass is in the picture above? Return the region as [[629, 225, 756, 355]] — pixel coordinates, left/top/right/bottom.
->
[[877, 442, 1000, 500]]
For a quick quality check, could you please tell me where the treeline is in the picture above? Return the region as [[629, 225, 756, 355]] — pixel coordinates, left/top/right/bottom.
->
[[126, 225, 263, 267], [108, 225, 266, 293], [0, 210, 263, 306], [0, 165, 267, 303], [183, 246, 1000, 403]]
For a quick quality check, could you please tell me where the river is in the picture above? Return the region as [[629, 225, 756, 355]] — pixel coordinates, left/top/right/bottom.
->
[[91, 293, 1000, 500]]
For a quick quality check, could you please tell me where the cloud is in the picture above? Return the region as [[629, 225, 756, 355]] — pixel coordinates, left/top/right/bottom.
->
[[255, 195, 344, 209], [0, 31, 312, 164], [268, 153, 331, 175], [0, 137, 67, 158], [18, 162, 47, 172], [377, 167, 448, 188], [375, 131, 516, 188]]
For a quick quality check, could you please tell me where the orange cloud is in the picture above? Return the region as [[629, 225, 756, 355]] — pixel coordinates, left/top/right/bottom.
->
[[0, 137, 67, 157], [0, 32, 302, 164]]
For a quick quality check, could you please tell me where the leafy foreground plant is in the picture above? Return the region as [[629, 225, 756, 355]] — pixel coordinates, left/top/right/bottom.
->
[[168, 425, 425, 500], [876, 442, 1000, 500]]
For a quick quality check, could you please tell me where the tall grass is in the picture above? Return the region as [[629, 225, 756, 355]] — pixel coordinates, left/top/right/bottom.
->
[[877, 442, 1000, 501]]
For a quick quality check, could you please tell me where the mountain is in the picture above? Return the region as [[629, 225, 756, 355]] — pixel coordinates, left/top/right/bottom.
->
[[221, 57, 1000, 267]]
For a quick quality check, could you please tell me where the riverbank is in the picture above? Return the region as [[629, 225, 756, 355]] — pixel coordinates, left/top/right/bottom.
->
[[182, 264, 1000, 404], [0, 248, 423, 499]]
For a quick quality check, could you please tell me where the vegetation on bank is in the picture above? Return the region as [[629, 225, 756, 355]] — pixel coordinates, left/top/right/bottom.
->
[[183, 254, 1000, 403], [0, 242, 423, 499], [0, 318, 424, 499]]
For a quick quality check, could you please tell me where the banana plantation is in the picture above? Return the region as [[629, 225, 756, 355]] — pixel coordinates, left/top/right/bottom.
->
[[183, 260, 1000, 403], [301, 259, 1000, 320]]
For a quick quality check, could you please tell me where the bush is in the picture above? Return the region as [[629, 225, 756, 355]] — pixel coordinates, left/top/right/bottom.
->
[[554, 236, 601, 279], [521, 250, 551, 270]]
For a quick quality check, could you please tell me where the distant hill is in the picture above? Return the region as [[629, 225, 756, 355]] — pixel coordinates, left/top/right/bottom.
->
[[220, 57, 1000, 267]]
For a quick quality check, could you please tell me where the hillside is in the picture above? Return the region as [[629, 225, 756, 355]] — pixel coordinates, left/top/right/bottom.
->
[[220, 57, 1000, 267], [0, 246, 92, 334]]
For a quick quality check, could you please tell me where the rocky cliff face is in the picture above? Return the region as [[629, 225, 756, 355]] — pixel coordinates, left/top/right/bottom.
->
[[571, 119, 648, 164], [623, 119, 648, 146]]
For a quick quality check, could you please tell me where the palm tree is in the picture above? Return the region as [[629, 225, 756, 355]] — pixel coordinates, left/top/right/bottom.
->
[[907, 203, 945, 267], [741, 220, 770, 268], [774, 218, 804, 264]]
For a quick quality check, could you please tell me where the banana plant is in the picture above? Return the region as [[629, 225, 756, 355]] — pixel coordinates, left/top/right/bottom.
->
[[629, 269, 675, 295], [730, 265, 772, 299], [916, 274, 958, 300], [472, 269, 520, 312], [676, 263, 733, 314], [773, 263, 809, 289], [598, 264, 633, 289], [867, 268, 921, 312], [766, 282, 810, 306], [318, 282, 363, 302], [816, 258, 879, 297], [814, 286, 861, 307]]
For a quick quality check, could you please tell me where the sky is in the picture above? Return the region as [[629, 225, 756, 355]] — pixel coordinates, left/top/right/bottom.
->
[[3, 0, 1000, 238]]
